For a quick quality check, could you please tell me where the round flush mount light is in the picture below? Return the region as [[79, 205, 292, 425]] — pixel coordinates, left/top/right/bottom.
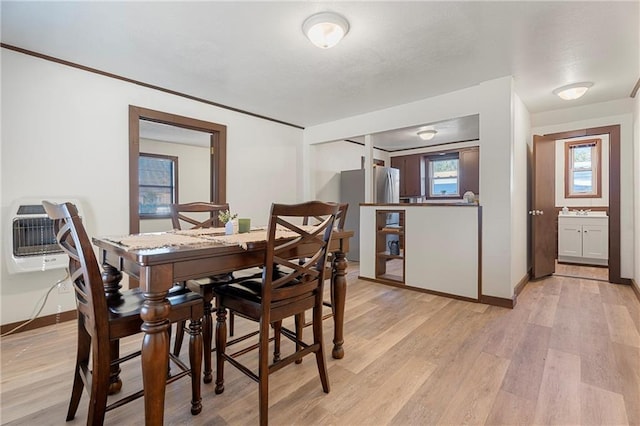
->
[[302, 12, 349, 49], [553, 82, 594, 100], [417, 129, 437, 141]]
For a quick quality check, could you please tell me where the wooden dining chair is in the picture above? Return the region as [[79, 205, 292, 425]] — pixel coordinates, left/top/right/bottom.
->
[[301, 202, 349, 325], [42, 201, 203, 424], [213, 201, 338, 426], [169, 201, 260, 383]]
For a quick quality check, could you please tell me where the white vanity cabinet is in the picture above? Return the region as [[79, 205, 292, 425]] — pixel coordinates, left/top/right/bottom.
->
[[558, 214, 608, 266]]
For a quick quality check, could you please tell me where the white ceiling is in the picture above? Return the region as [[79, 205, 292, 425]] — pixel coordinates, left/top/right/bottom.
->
[[2, 1, 638, 151]]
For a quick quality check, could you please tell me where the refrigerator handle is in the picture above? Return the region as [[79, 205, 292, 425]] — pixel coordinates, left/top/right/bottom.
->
[[388, 171, 394, 203]]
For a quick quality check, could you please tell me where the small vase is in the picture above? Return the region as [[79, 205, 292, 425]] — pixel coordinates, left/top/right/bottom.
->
[[225, 221, 234, 235]]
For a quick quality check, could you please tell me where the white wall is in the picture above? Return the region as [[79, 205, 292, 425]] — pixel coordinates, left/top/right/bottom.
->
[[512, 93, 530, 289], [635, 3, 640, 292], [634, 93, 640, 290], [305, 76, 519, 300], [531, 98, 635, 279], [312, 140, 389, 202], [1, 49, 303, 325]]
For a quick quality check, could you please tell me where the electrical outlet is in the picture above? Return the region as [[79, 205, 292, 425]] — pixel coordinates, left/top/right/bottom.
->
[[58, 281, 71, 294]]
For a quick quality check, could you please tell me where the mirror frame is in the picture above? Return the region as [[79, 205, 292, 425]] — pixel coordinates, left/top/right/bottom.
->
[[129, 105, 227, 233]]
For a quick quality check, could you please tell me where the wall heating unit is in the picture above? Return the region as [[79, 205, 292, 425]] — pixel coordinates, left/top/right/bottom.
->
[[6, 198, 82, 274]]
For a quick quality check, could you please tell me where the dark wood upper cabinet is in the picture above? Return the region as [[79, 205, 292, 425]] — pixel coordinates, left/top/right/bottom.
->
[[391, 154, 423, 197], [459, 147, 479, 195]]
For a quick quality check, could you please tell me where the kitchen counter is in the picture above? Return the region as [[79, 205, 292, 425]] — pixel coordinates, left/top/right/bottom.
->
[[359, 204, 481, 301], [360, 202, 479, 207]]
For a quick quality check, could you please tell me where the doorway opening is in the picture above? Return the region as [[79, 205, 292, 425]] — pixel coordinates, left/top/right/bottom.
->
[[532, 124, 624, 285], [553, 261, 609, 282], [128, 106, 227, 234]]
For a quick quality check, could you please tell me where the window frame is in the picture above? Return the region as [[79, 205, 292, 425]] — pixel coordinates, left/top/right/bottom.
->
[[425, 152, 460, 199], [138, 152, 179, 219], [564, 138, 602, 199]]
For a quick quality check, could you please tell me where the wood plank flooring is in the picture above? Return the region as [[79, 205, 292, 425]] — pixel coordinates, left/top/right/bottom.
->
[[1, 263, 638, 425]]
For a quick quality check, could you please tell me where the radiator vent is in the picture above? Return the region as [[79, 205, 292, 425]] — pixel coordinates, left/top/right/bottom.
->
[[6, 198, 83, 274], [12, 214, 62, 257]]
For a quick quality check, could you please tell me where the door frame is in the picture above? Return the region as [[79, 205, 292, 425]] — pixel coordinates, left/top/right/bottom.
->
[[542, 125, 627, 285], [128, 105, 227, 234]]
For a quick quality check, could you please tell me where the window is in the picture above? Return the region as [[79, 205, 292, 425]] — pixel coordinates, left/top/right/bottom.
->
[[564, 138, 601, 198], [428, 154, 459, 197], [139, 153, 178, 218]]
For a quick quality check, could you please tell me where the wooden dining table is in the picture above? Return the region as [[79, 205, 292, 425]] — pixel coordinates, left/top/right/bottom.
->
[[92, 227, 352, 425]]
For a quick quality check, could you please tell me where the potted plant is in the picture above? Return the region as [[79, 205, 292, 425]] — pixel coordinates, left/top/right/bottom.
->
[[218, 209, 238, 235]]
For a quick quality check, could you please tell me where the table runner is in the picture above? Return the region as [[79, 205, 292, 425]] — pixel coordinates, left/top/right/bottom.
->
[[104, 225, 315, 251]]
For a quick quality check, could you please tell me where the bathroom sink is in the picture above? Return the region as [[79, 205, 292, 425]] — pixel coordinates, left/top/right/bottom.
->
[[559, 210, 607, 217]]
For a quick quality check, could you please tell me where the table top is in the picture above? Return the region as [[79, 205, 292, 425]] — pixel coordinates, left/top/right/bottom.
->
[[93, 228, 353, 268]]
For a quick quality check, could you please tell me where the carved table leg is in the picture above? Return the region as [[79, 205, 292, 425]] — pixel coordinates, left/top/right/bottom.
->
[[331, 251, 347, 359], [101, 264, 124, 394], [140, 291, 171, 426]]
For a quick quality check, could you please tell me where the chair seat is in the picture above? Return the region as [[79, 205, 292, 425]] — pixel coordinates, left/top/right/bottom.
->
[[108, 288, 203, 340], [109, 288, 202, 315], [214, 280, 263, 302], [216, 272, 303, 305]]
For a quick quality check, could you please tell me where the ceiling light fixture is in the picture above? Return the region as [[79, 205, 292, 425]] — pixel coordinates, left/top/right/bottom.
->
[[553, 82, 594, 100], [417, 129, 437, 141], [302, 12, 349, 49]]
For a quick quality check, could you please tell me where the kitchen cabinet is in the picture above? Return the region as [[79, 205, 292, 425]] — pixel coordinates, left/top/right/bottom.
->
[[375, 209, 404, 283], [558, 215, 608, 266], [391, 155, 422, 197], [459, 147, 479, 195]]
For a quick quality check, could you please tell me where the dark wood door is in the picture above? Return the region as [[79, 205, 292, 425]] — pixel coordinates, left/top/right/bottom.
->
[[531, 135, 556, 279]]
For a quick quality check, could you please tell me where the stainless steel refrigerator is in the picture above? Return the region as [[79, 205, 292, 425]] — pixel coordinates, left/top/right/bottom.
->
[[340, 167, 400, 261]]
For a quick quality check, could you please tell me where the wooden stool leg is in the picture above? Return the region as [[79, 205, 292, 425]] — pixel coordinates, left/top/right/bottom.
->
[[108, 340, 122, 394], [272, 321, 282, 363], [188, 317, 203, 415], [259, 319, 270, 426], [215, 305, 227, 394], [313, 304, 330, 393], [201, 288, 214, 384], [331, 251, 347, 359], [294, 314, 303, 364], [101, 263, 124, 394], [66, 323, 90, 421], [172, 320, 186, 356]]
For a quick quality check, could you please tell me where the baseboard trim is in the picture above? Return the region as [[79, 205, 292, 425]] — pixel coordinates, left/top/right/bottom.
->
[[616, 277, 633, 286], [631, 278, 640, 303], [511, 272, 530, 307], [359, 276, 501, 306], [479, 294, 514, 309], [1, 310, 77, 335]]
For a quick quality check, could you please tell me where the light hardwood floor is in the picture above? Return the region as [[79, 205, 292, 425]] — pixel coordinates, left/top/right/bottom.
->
[[555, 261, 610, 282], [1, 263, 639, 425]]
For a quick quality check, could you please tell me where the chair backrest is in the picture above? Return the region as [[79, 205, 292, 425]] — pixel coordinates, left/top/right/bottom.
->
[[302, 203, 348, 230], [170, 202, 230, 230], [42, 201, 109, 348], [262, 201, 338, 307]]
